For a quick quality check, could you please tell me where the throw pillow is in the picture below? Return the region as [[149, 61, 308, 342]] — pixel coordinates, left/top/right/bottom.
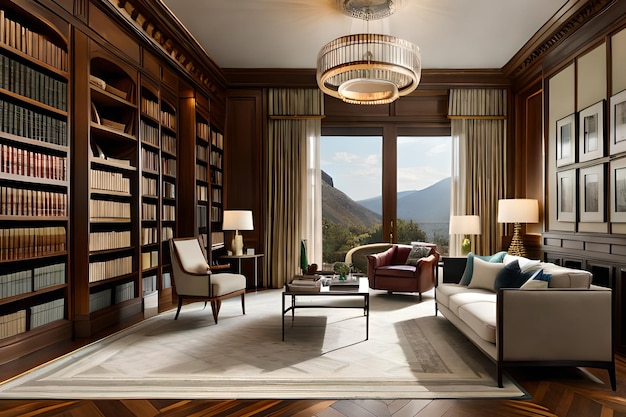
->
[[459, 251, 507, 285], [494, 260, 537, 290], [405, 245, 431, 266], [468, 257, 505, 291], [520, 269, 552, 289], [503, 254, 541, 272]]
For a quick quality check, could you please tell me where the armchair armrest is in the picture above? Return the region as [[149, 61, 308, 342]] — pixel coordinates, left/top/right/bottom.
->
[[367, 246, 396, 268], [498, 287, 613, 362]]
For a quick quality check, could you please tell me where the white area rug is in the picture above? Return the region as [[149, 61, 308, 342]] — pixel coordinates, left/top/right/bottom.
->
[[0, 289, 526, 399]]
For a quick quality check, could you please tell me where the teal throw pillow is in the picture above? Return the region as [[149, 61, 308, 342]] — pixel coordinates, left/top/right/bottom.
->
[[459, 251, 507, 285], [405, 245, 431, 266]]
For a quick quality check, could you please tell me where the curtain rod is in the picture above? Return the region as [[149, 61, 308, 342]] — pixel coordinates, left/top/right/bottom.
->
[[448, 115, 506, 120], [269, 115, 326, 120]]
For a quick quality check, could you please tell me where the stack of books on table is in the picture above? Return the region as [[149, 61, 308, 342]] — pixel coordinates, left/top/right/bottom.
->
[[286, 275, 321, 292], [329, 276, 360, 291]]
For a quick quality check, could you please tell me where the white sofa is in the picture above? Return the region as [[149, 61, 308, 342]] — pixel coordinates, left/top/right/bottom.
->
[[435, 253, 616, 390]]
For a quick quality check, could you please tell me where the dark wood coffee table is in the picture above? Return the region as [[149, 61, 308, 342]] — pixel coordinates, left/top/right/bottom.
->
[[281, 277, 369, 341]]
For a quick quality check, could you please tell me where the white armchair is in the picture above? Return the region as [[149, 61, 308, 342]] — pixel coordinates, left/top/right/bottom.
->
[[169, 237, 246, 323]]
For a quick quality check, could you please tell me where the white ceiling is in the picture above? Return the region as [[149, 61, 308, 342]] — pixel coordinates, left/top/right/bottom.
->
[[160, 0, 569, 71]]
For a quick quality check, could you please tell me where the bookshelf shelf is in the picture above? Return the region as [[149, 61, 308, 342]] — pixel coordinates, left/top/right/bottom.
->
[[0, 43, 69, 79], [0, 88, 68, 117], [90, 123, 137, 143], [0, 131, 68, 152], [90, 157, 137, 172]]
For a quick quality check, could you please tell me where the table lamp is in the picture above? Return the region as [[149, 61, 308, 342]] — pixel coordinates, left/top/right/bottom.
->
[[497, 199, 538, 257], [449, 215, 481, 256], [222, 210, 254, 256]]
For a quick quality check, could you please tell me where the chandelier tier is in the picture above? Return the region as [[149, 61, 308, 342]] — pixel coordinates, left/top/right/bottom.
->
[[316, 0, 421, 105]]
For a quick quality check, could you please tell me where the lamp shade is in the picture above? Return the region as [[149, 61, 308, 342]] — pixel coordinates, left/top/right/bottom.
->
[[222, 210, 254, 231], [497, 199, 539, 224], [449, 215, 481, 235]]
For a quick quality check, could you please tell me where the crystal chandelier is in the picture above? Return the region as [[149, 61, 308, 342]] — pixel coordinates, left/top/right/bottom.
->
[[316, 0, 421, 105]]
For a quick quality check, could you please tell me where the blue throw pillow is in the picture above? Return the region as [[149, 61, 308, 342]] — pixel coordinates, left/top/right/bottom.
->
[[494, 260, 536, 290], [459, 251, 507, 285]]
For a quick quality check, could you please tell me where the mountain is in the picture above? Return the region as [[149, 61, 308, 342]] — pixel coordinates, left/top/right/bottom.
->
[[357, 177, 451, 222], [322, 172, 381, 228]]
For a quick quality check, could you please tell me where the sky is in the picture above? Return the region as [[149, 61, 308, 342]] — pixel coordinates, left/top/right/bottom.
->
[[320, 136, 452, 201]]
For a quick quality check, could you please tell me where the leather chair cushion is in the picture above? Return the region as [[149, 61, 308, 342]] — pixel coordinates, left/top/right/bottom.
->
[[376, 264, 417, 278]]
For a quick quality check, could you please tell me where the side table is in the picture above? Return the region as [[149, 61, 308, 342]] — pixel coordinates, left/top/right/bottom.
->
[[220, 254, 265, 289]]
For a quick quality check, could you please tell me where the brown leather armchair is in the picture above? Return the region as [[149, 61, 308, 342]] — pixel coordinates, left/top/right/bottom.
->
[[366, 243, 440, 300]]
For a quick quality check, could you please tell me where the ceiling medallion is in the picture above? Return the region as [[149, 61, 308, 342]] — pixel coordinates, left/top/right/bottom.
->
[[317, 0, 420, 105]]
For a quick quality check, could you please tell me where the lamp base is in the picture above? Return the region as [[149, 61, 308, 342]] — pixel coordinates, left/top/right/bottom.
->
[[461, 236, 472, 256], [232, 233, 244, 256], [507, 222, 526, 257]]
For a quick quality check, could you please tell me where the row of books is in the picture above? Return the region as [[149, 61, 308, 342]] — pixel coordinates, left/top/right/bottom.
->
[[89, 200, 131, 220], [211, 130, 224, 149], [115, 281, 134, 304], [141, 250, 158, 270], [211, 170, 223, 186], [210, 150, 222, 169], [163, 181, 175, 199], [197, 204, 207, 228], [197, 184, 208, 202], [89, 230, 131, 252], [34, 262, 66, 290], [142, 226, 158, 245], [196, 143, 208, 162], [1, 143, 67, 181], [162, 226, 174, 241], [162, 157, 176, 177], [141, 203, 157, 220], [142, 275, 157, 294], [141, 97, 159, 120], [196, 163, 208, 181], [140, 121, 159, 147], [210, 206, 222, 222], [0, 10, 68, 71], [1, 53, 67, 111], [30, 298, 64, 329], [197, 122, 209, 141], [0, 310, 26, 340], [0, 186, 67, 216], [163, 204, 175, 221], [88, 255, 132, 283], [141, 148, 159, 172], [212, 187, 222, 204], [90, 169, 130, 194], [160, 109, 176, 130], [142, 176, 157, 197], [0, 226, 66, 261], [0, 263, 65, 298], [89, 288, 111, 313], [0, 99, 68, 146], [162, 133, 176, 155]]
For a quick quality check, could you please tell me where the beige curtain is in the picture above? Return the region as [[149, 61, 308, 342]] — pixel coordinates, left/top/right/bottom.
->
[[449, 89, 507, 256], [266, 89, 323, 288]]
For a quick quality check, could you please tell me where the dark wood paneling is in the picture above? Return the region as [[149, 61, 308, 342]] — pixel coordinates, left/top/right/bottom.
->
[[225, 91, 265, 259], [89, 2, 140, 64], [142, 50, 160, 81]]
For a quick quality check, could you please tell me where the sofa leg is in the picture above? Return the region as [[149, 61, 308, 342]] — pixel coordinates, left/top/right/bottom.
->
[[419, 292, 423, 301], [497, 365, 504, 388], [609, 366, 617, 391]]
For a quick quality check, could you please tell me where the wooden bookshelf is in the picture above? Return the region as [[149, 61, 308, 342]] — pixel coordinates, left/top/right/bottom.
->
[[0, 2, 71, 364]]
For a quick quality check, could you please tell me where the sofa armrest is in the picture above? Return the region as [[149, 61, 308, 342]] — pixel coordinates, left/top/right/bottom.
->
[[366, 246, 396, 268], [498, 287, 613, 362]]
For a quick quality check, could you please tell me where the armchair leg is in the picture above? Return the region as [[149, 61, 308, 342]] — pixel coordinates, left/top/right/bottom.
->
[[210, 299, 222, 323], [174, 297, 184, 320], [241, 293, 246, 315]]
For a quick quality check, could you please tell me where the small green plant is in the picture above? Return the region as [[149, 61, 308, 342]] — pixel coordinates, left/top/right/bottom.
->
[[333, 262, 350, 279]]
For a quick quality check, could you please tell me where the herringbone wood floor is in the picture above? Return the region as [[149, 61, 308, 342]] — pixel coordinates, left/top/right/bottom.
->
[[0, 302, 624, 417]]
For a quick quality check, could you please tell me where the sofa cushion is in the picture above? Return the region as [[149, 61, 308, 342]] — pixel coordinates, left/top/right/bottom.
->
[[468, 257, 505, 291], [435, 284, 470, 309], [540, 263, 592, 288], [448, 290, 496, 315], [460, 251, 507, 285], [458, 301, 497, 343], [405, 245, 431, 266]]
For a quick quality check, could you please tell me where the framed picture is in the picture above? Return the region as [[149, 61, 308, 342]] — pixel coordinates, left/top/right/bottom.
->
[[610, 89, 626, 155], [578, 100, 604, 162], [610, 157, 626, 222], [556, 114, 576, 167], [557, 169, 576, 222], [579, 164, 605, 222]]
